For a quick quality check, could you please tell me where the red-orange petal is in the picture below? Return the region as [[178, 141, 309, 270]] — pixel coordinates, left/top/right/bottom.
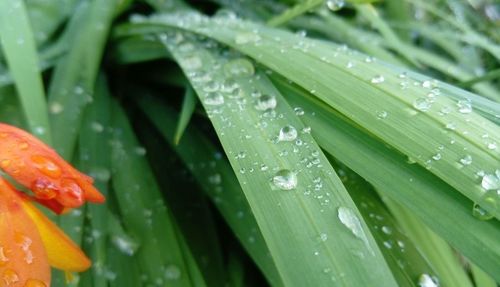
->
[[0, 178, 50, 287], [0, 124, 105, 213]]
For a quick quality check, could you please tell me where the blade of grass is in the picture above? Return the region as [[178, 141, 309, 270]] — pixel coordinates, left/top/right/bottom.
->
[[175, 86, 197, 144], [381, 195, 474, 287], [268, 0, 323, 27], [136, 94, 284, 286], [144, 14, 500, 218], [161, 31, 398, 287], [48, 0, 119, 159], [272, 76, 500, 281], [331, 160, 438, 287], [0, 0, 51, 143], [111, 100, 195, 287]]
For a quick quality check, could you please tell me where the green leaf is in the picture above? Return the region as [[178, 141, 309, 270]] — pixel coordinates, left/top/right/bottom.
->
[[161, 31, 398, 287], [0, 0, 51, 143]]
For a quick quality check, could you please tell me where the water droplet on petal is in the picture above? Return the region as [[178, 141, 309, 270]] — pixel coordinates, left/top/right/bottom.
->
[[31, 155, 62, 179], [31, 178, 58, 200], [2, 269, 19, 286], [0, 159, 11, 169], [58, 179, 84, 207], [272, 169, 298, 190]]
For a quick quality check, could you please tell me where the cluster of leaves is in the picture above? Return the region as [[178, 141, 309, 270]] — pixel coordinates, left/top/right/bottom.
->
[[0, 0, 499, 286]]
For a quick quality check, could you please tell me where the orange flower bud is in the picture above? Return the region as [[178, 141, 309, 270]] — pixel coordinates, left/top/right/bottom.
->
[[0, 124, 104, 214]]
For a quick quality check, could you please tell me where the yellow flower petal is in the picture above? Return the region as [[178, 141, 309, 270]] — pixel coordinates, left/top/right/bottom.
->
[[19, 199, 91, 272]]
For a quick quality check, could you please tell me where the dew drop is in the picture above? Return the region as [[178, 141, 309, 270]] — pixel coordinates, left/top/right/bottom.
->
[[203, 92, 224, 106], [272, 169, 298, 190], [418, 274, 439, 287], [459, 155, 472, 166], [432, 153, 442, 161], [377, 111, 388, 119], [456, 100, 472, 114], [326, 0, 345, 11], [165, 265, 181, 280], [413, 98, 431, 112], [31, 178, 58, 200], [338, 206, 371, 252], [472, 203, 494, 220], [2, 269, 19, 286], [254, 94, 277, 111], [181, 56, 202, 71], [481, 173, 499, 190], [371, 75, 385, 84], [112, 235, 139, 256], [31, 155, 62, 178], [235, 32, 261, 45], [224, 58, 254, 78], [278, 125, 298, 142], [294, 107, 304, 116]]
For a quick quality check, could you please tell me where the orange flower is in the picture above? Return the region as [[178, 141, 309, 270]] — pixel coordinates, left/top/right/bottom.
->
[[0, 123, 104, 286], [0, 179, 91, 286], [0, 123, 105, 214]]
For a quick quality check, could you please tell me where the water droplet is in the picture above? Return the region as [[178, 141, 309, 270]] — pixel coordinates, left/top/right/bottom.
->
[[58, 179, 84, 207], [165, 265, 181, 280], [481, 173, 499, 190], [294, 107, 304, 116], [487, 142, 497, 150], [112, 235, 139, 256], [31, 178, 58, 200], [254, 94, 277, 111], [235, 32, 261, 45], [445, 122, 456, 130], [2, 269, 19, 286], [272, 169, 298, 190], [221, 79, 239, 93], [91, 121, 104, 133], [413, 98, 431, 112], [320, 233, 328, 242], [456, 100, 472, 114], [338, 207, 371, 252], [422, 80, 432, 88], [459, 155, 472, 165], [181, 56, 202, 71], [418, 274, 439, 287], [377, 111, 388, 119], [472, 203, 494, 220], [432, 153, 442, 161], [203, 81, 220, 93], [49, 102, 64, 114], [31, 155, 62, 178], [203, 92, 224, 106], [278, 125, 298, 142], [224, 58, 254, 78], [381, 226, 392, 234], [0, 246, 9, 265], [326, 0, 345, 11], [371, 75, 385, 84]]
